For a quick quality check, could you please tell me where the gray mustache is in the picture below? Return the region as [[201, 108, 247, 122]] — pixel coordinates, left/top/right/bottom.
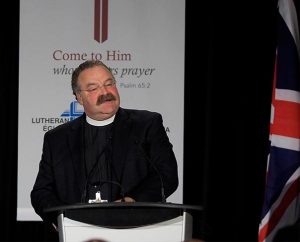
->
[[97, 93, 116, 105]]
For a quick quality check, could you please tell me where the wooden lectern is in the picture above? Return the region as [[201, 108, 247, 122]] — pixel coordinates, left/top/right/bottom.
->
[[45, 202, 202, 242]]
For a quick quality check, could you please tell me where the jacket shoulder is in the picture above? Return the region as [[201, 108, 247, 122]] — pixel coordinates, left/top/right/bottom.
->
[[44, 115, 84, 137], [121, 108, 162, 122]]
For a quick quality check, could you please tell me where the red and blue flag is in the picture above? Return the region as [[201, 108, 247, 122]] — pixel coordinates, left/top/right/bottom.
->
[[259, 0, 300, 241]]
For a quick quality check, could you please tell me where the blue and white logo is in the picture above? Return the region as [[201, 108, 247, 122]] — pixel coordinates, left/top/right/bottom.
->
[[61, 101, 84, 120]]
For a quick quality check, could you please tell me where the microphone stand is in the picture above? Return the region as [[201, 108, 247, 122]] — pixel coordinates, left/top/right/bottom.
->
[[136, 140, 166, 203], [81, 136, 112, 203]]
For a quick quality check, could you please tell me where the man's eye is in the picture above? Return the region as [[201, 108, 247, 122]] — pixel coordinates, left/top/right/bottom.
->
[[87, 87, 98, 92]]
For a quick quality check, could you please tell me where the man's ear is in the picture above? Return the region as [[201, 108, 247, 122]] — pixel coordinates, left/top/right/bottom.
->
[[76, 92, 83, 105]]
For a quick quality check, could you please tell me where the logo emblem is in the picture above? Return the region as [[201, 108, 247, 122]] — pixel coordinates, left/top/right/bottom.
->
[[61, 101, 84, 120]]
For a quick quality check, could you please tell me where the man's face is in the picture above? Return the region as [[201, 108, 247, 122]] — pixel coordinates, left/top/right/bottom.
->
[[76, 65, 120, 120]]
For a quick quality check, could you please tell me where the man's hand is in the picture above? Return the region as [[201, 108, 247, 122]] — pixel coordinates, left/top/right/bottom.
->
[[115, 196, 135, 202]]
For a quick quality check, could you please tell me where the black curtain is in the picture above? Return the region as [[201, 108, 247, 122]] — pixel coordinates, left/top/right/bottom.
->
[[1, 0, 278, 241], [184, 0, 277, 241]]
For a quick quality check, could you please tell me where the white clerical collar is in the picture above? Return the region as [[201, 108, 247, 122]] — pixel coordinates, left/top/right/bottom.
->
[[86, 114, 115, 126]]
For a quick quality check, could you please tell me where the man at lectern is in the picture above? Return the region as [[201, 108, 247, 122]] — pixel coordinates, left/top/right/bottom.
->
[[31, 60, 179, 223]]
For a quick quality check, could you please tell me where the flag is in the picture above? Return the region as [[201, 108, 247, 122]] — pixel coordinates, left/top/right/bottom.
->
[[258, 0, 300, 241]]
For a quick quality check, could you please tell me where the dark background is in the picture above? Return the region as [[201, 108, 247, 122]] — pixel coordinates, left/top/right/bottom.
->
[[0, 0, 278, 241]]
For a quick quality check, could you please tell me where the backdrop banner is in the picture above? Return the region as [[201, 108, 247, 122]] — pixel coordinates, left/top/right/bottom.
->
[[18, 0, 185, 220]]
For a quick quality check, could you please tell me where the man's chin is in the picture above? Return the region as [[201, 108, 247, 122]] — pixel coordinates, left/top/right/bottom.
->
[[99, 106, 118, 116]]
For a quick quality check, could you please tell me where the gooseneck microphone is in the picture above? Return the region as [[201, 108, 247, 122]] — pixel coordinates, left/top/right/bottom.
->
[[81, 135, 126, 203], [135, 139, 166, 203], [81, 136, 112, 203]]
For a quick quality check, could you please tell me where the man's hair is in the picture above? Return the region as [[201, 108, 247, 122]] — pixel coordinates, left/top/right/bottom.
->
[[71, 60, 113, 95]]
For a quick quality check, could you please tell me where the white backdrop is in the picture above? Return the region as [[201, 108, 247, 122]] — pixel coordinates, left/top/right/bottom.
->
[[18, 0, 185, 220]]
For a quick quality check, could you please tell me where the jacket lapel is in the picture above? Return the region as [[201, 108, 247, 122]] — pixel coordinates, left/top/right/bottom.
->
[[67, 115, 86, 196], [111, 108, 133, 183]]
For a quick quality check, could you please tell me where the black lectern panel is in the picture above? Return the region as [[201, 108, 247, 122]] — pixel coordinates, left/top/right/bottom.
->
[[66, 206, 181, 228]]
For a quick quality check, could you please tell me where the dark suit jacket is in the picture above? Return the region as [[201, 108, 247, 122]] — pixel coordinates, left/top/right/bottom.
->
[[31, 107, 179, 221]]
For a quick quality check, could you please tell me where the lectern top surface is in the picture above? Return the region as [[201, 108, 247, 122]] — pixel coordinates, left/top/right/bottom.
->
[[44, 202, 203, 213]]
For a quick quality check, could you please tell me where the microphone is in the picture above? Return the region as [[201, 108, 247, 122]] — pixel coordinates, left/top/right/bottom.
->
[[81, 136, 112, 203], [135, 139, 166, 203]]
